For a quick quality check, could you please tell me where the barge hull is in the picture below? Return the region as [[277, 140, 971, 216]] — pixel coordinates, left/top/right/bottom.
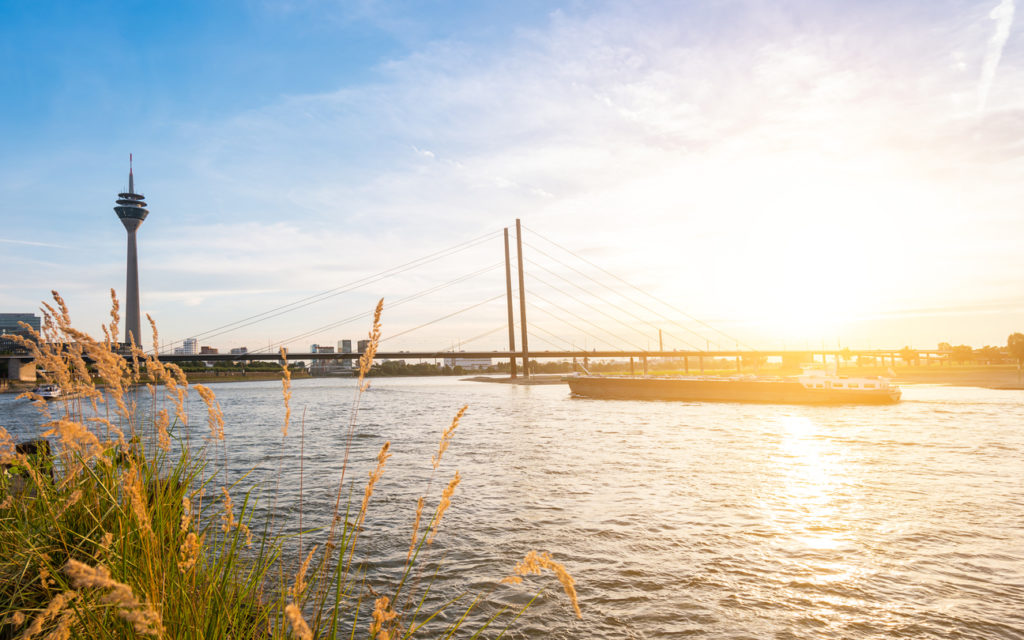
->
[[567, 376, 900, 405]]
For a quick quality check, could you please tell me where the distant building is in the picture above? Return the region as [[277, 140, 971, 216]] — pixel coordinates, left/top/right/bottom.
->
[[0, 313, 41, 351], [230, 347, 248, 355], [0, 313, 41, 336], [172, 338, 199, 357], [357, 339, 370, 353], [310, 344, 344, 375], [443, 355, 492, 370], [338, 339, 353, 369], [200, 346, 219, 355]]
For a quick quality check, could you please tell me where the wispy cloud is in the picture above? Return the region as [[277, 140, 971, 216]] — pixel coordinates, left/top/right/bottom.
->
[[0, 237, 70, 249], [978, 0, 1016, 112]]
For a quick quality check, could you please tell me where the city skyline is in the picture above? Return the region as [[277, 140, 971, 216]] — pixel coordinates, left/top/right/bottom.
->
[[2, 1, 1023, 353]]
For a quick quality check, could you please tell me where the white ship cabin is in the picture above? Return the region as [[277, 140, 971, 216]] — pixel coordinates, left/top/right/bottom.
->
[[797, 366, 895, 391]]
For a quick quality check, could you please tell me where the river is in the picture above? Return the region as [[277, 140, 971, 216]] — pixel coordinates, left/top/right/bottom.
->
[[3, 378, 1023, 639]]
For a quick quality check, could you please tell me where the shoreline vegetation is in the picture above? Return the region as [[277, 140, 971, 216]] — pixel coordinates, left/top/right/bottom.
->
[[0, 291, 582, 639]]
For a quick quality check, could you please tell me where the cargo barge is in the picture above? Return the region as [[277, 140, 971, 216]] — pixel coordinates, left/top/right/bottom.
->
[[567, 370, 901, 405]]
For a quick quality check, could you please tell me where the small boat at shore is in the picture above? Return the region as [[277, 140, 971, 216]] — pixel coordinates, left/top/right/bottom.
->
[[567, 368, 901, 405], [31, 384, 62, 400]]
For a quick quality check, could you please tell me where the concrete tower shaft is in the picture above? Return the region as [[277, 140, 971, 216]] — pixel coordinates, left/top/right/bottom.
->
[[113, 156, 149, 346]]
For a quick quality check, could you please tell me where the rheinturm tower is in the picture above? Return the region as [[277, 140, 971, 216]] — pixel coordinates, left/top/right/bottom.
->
[[113, 155, 149, 346]]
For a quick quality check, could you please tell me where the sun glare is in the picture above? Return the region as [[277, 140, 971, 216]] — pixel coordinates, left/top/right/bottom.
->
[[648, 148, 929, 346]]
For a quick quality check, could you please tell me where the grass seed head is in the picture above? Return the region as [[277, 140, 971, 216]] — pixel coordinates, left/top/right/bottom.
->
[[281, 347, 292, 437], [284, 603, 312, 640], [432, 405, 467, 470], [195, 385, 224, 441], [507, 550, 582, 619], [121, 463, 153, 540], [369, 596, 399, 640], [407, 496, 425, 561], [291, 545, 317, 600], [357, 299, 384, 390], [63, 559, 164, 636], [0, 426, 15, 464], [178, 532, 202, 572], [155, 409, 171, 453], [109, 289, 121, 346], [357, 441, 392, 529], [21, 589, 78, 640], [427, 470, 461, 544]]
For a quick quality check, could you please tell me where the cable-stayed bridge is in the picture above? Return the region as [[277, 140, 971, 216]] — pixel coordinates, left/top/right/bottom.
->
[[145, 220, 943, 376]]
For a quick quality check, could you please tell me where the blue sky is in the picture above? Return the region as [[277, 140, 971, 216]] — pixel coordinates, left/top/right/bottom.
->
[[2, 0, 1023, 353]]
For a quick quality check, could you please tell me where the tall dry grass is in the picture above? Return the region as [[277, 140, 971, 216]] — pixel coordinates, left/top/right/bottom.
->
[[0, 291, 580, 639]]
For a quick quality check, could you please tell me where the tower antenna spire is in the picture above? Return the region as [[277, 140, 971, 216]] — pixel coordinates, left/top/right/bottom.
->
[[129, 154, 134, 193]]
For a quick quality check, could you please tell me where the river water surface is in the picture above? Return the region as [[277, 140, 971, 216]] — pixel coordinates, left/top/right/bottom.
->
[[3, 378, 1023, 639]]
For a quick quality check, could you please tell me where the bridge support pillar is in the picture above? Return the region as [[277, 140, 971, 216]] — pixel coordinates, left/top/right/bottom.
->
[[642, 356, 647, 375], [515, 219, 530, 378], [503, 228, 518, 379], [8, 358, 36, 382], [629, 357, 634, 376], [699, 355, 704, 373], [684, 356, 689, 374], [736, 355, 741, 372]]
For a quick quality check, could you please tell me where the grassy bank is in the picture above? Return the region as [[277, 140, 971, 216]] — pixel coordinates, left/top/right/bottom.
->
[[0, 292, 581, 638]]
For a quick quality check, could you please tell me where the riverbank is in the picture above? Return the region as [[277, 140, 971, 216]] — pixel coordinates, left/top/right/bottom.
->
[[881, 365, 1024, 390], [181, 370, 312, 384], [462, 374, 567, 385]]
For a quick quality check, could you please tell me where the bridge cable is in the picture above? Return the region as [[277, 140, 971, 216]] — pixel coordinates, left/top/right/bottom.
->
[[526, 322, 576, 350], [525, 261, 703, 351], [381, 294, 506, 344], [524, 257, 703, 351], [528, 290, 650, 352], [433, 325, 507, 352], [162, 229, 501, 351], [519, 236, 714, 347], [526, 299, 627, 351], [256, 263, 503, 353], [520, 226, 758, 350]]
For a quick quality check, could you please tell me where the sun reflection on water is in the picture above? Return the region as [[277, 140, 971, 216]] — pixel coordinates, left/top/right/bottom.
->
[[770, 415, 847, 550]]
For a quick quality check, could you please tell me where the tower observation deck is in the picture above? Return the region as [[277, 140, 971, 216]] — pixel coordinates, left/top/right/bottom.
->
[[113, 154, 149, 346]]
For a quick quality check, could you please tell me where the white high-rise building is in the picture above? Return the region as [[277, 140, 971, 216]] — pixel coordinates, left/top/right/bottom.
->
[[182, 338, 198, 356]]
